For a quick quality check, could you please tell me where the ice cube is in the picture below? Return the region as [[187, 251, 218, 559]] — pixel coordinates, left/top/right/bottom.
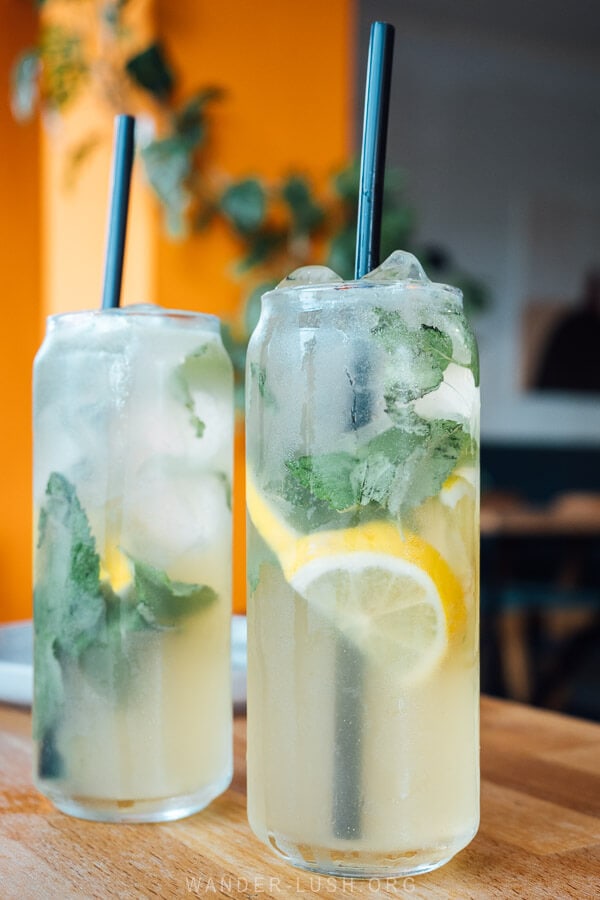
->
[[276, 266, 343, 288], [413, 363, 479, 436], [123, 303, 162, 313], [362, 250, 429, 283], [122, 461, 231, 574]]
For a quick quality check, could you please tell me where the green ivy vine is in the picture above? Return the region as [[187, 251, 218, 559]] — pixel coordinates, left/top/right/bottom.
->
[[12, 0, 487, 407]]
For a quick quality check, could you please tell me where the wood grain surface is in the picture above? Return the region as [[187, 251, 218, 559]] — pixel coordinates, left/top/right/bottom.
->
[[0, 697, 599, 899]]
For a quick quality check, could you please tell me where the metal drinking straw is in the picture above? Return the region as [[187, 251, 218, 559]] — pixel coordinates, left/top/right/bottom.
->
[[101, 115, 136, 310], [332, 20, 395, 840]]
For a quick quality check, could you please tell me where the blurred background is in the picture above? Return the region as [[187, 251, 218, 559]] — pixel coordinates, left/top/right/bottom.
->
[[1, 0, 599, 718]]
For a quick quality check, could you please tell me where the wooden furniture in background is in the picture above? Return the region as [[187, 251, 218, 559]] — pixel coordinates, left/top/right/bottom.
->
[[481, 492, 600, 706]]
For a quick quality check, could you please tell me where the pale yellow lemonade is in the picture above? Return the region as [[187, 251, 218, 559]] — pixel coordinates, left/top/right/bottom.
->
[[246, 252, 479, 876], [33, 307, 233, 821]]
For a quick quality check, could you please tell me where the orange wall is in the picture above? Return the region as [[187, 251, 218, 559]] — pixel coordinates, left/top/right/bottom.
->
[[155, 0, 355, 317], [2, 0, 355, 621], [0, 0, 41, 621], [42, 108, 155, 316]]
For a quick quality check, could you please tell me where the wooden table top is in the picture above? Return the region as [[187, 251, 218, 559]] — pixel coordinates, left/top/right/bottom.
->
[[1, 697, 599, 899]]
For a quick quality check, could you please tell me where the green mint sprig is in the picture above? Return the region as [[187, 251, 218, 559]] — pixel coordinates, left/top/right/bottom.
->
[[34, 473, 217, 776], [250, 362, 276, 407], [371, 308, 454, 403], [282, 412, 473, 528], [171, 346, 209, 437]]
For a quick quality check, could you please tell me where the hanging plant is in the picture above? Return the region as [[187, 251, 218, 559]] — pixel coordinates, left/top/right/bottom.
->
[[12, 0, 487, 407]]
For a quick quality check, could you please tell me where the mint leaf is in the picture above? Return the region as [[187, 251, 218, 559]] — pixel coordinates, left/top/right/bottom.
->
[[36, 474, 106, 653], [33, 473, 106, 745], [463, 323, 480, 387], [131, 557, 217, 627], [280, 415, 473, 527], [385, 420, 471, 515], [354, 418, 471, 516], [382, 396, 433, 431], [171, 345, 210, 437], [350, 427, 419, 508], [217, 471, 232, 510], [285, 452, 357, 511], [371, 308, 453, 404], [250, 362, 276, 406], [34, 473, 219, 762], [76, 565, 217, 702]]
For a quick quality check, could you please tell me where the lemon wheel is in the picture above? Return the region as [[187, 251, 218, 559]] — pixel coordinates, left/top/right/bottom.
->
[[247, 475, 466, 683], [287, 522, 465, 683]]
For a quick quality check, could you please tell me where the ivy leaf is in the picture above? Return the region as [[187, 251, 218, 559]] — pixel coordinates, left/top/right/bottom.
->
[[220, 179, 266, 235], [237, 229, 286, 273], [141, 136, 192, 237], [281, 175, 324, 234], [125, 42, 174, 100], [11, 50, 39, 121], [40, 25, 87, 111], [174, 87, 223, 145], [193, 201, 217, 231]]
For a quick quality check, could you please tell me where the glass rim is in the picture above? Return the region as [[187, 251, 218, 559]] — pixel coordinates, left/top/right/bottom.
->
[[46, 305, 221, 330], [262, 278, 463, 307]]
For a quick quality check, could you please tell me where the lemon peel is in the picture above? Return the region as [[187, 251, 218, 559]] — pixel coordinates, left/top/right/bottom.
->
[[247, 473, 467, 680]]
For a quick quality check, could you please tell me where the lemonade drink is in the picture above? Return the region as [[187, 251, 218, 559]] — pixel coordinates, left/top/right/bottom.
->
[[245, 252, 479, 876], [33, 306, 233, 822]]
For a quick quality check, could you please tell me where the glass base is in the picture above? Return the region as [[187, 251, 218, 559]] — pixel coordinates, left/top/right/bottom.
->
[[42, 770, 232, 823], [264, 826, 478, 878]]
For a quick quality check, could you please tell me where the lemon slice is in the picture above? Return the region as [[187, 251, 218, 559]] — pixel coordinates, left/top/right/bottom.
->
[[99, 543, 133, 593], [440, 465, 477, 509], [246, 474, 297, 561], [247, 477, 465, 683], [289, 521, 464, 682]]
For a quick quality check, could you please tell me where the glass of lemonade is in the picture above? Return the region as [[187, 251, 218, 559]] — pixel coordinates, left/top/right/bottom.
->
[[245, 251, 479, 877], [33, 305, 233, 822]]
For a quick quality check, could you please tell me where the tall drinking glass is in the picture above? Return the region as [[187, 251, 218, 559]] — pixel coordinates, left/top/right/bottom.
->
[[33, 305, 233, 822], [245, 252, 480, 877]]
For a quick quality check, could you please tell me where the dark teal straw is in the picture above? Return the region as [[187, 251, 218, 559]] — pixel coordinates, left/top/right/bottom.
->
[[333, 21, 395, 842], [355, 21, 395, 279], [101, 115, 136, 309]]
